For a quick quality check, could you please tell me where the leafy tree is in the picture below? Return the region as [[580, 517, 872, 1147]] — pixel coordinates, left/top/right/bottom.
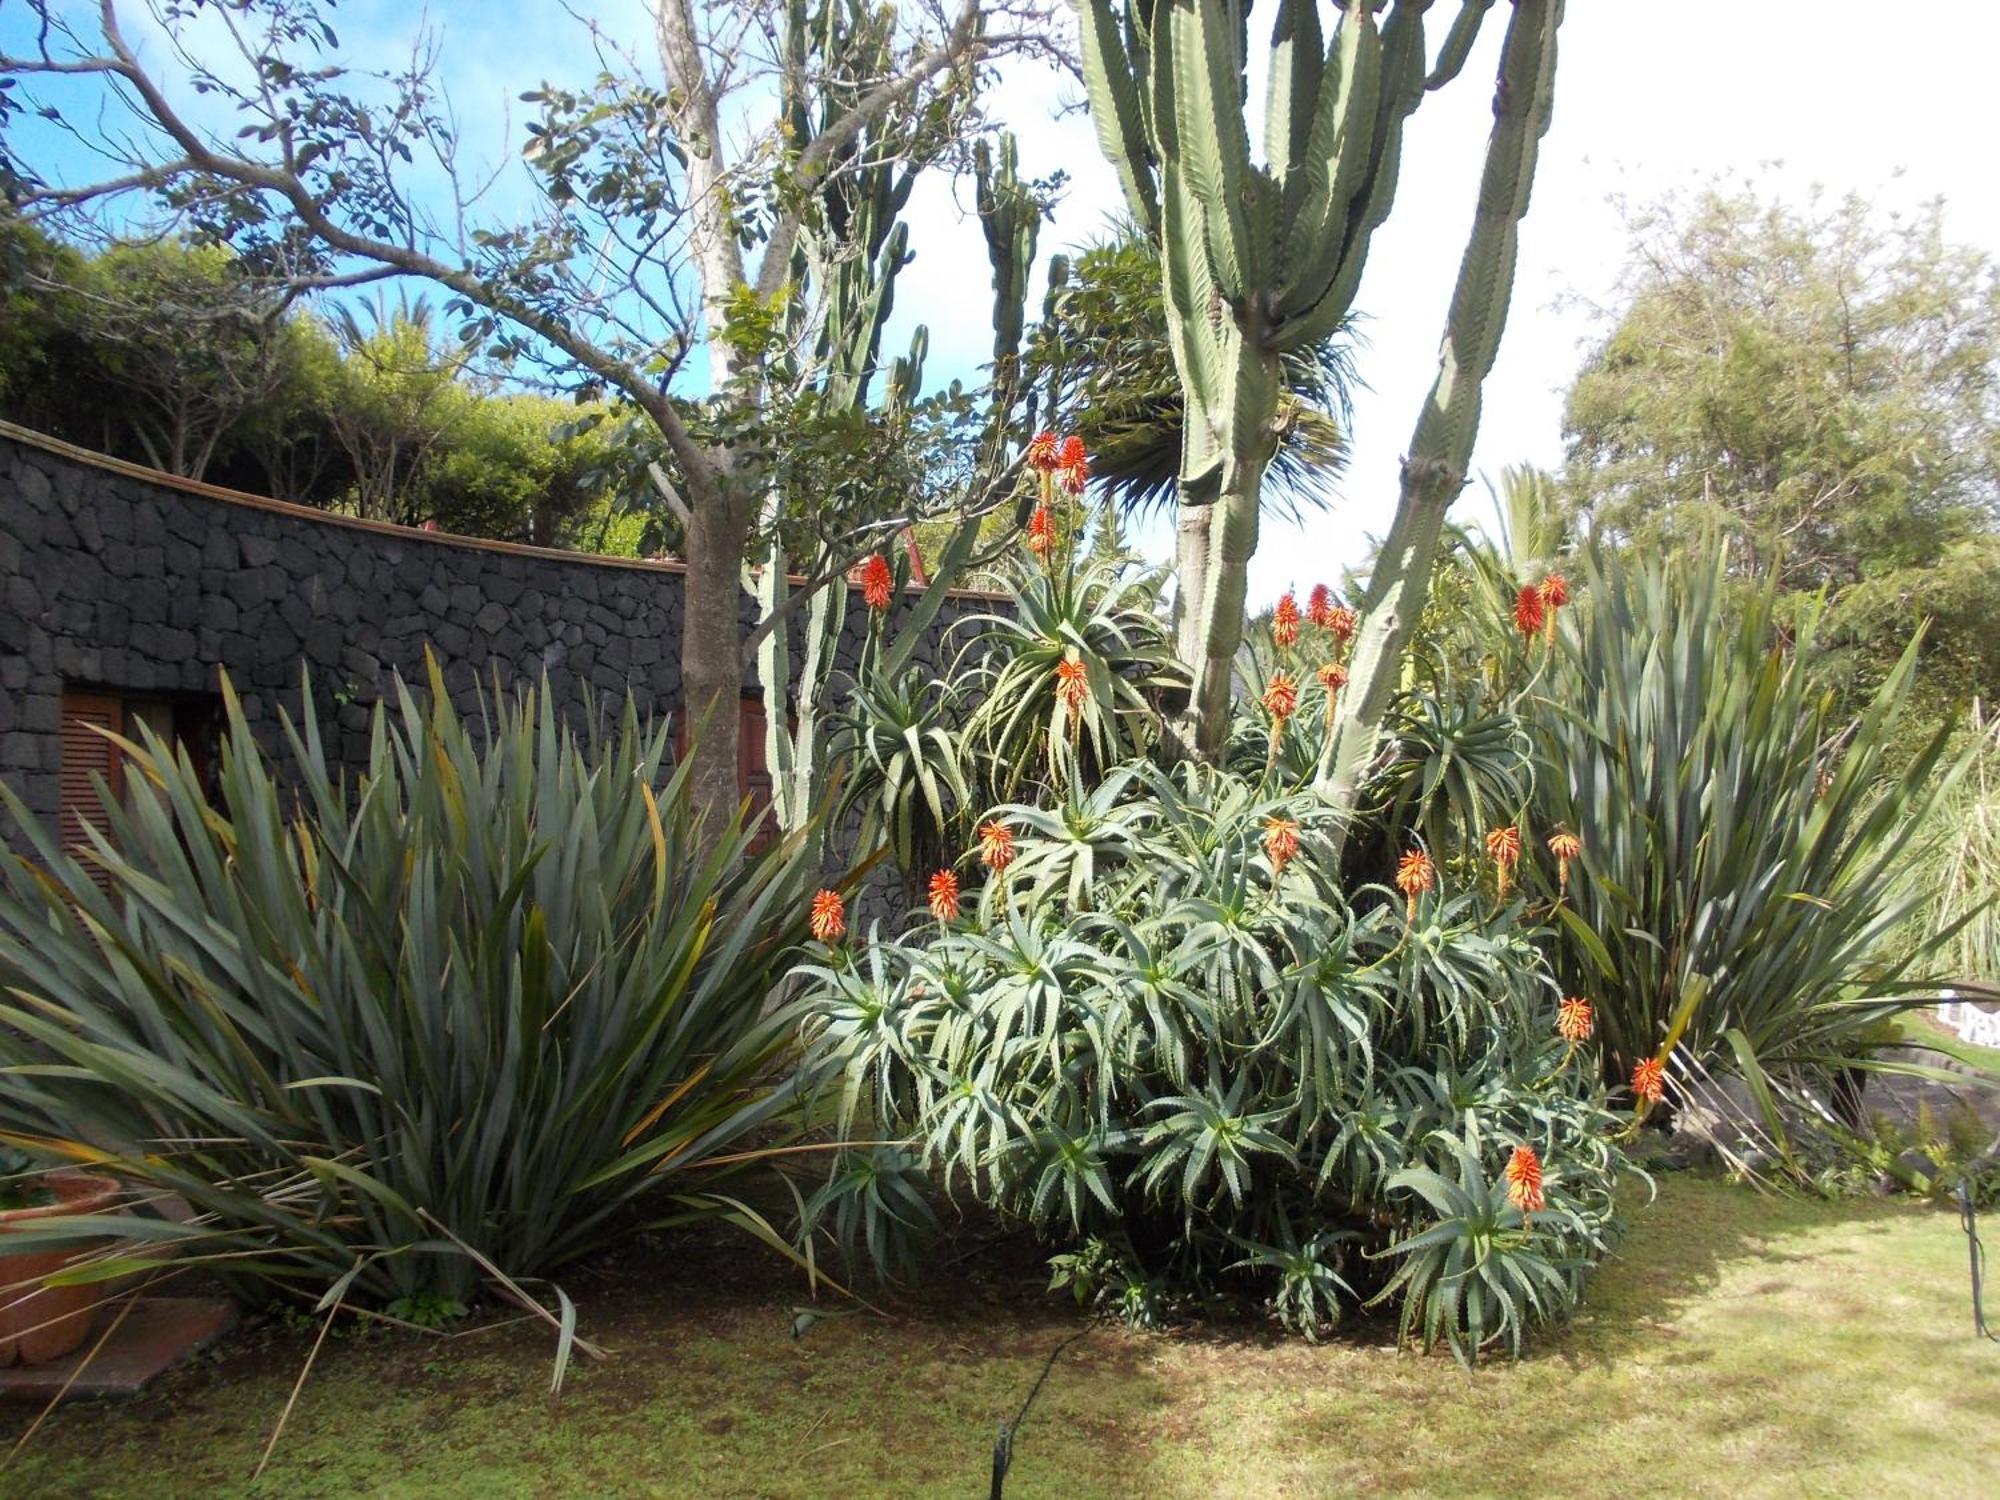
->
[[62, 238, 301, 479], [1561, 187, 2000, 718], [417, 393, 645, 547], [0, 0, 1060, 840], [0, 218, 307, 480], [317, 296, 480, 526]]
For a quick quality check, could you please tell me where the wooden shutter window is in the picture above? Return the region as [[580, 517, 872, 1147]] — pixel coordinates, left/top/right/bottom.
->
[[672, 697, 781, 854], [59, 690, 125, 889]]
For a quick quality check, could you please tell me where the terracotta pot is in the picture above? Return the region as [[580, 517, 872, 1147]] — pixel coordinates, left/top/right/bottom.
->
[[0, 1172, 122, 1366]]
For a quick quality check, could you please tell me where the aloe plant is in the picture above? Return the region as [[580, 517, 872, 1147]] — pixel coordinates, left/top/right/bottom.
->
[[958, 560, 1188, 803], [795, 754, 1631, 1346], [1078, 0, 1555, 758]]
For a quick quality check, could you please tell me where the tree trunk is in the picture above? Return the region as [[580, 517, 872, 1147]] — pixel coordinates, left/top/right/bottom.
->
[[680, 493, 753, 848]]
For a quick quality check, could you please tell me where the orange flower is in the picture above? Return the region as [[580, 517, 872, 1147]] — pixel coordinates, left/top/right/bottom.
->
[[1326, 604, 1358, 645], [1547, 829, 1581, 896], [1026, 503, 1055, 558], [1264, 815, 1301, 873], [1538, 572, 1569, 646], [1556, 996, 1595, 1046], [1056, 435, 1090, 496], [1505, 1144, 1546, 1213], [808, 888, 846, 945], [1317, 661, 1348, 727], [1026, 431, 1060, 473], [1484, 823, 1522, 898], [1307, 583, 1334, 629], [1631, 1055, 1666, 1106], [861, 554, 894, 612], [1272, 591, 1301, 649], [1513, 583, 1545, 641], [1394, 848, 1435, 924], [928, 868, 961, 923], [1263, 672, 1299, 721], [1055, 656, 1090, 712], [978, 820, 1016, 872]]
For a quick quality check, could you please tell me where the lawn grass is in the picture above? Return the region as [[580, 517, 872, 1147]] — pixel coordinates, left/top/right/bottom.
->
[[3, 1174, 1997, 1498]]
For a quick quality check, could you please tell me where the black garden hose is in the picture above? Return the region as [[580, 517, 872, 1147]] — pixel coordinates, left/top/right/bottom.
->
[[1957, 1174, 2000, 1343], [989, 1324, 1093, 1499]]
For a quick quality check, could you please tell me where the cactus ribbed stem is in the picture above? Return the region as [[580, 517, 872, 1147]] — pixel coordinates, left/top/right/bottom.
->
[[1078, 0, 1505, 757], [1320, 0, 1565, 835]]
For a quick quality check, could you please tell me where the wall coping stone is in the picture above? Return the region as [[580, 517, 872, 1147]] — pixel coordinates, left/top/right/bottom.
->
[[0, 418, 1012, 602]]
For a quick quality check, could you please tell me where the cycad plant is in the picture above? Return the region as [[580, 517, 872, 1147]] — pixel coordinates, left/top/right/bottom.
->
[[1526, 544, 1963, 1105], [0, 665, 818, 1334]]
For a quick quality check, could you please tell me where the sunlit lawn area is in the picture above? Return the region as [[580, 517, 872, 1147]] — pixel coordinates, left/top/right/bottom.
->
[[3, 1173, 1995, 1499]]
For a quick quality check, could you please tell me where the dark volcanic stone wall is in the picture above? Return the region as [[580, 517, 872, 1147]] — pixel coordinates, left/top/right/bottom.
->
[[0, 423, 1000, 856]]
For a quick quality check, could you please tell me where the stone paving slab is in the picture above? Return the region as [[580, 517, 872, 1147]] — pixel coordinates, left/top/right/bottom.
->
[[0, 1297, 237, 1402]]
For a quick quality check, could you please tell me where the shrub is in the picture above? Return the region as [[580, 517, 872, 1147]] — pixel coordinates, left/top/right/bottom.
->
[[797, 759, 1630, 1361], [1526, 545, 1963, 1105], [1896, 705, 2000, 983], [0, 666, 816, 1322]]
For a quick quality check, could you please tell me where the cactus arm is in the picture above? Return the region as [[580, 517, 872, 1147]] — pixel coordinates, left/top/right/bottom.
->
[[1166, 0, 1255, 300], [1319, 0, 1565, 825], [755, 504, 797, 830], [1076, 0, 1161, 236], [977, 133, 1040, 401], [1273, 1, 1425, 338], [1426, 0, 1497, 90], [1275, 0, 1380, 293], [1265, 0, 1325, 184]]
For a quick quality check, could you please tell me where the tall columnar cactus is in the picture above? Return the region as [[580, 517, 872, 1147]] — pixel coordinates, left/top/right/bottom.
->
[[753, 87, 1049, 846], [1320, 0, 1564, 827], [757, 0, 917, 841], [977, 134, 1038, 406], [1079, 0, 1508, 757]]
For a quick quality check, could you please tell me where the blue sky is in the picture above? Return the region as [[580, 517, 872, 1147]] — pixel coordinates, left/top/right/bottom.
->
[[8, 1, 1999, 604]]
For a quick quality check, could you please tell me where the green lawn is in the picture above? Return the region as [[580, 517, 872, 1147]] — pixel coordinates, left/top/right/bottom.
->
[[4, 1175, 1997, 1498]]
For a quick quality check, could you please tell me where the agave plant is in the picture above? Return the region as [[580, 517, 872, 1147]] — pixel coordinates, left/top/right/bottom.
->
[[0, 664, 818, 1335]]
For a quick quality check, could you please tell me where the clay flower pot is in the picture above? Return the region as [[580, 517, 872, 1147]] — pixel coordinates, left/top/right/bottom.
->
[[0, 1172, 122, 1365]]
